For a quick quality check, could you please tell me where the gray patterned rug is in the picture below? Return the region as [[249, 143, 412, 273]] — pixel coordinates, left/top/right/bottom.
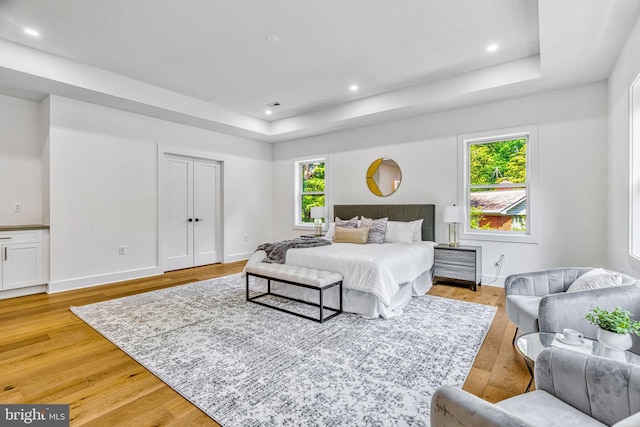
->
[[71, 273, 496, 426]]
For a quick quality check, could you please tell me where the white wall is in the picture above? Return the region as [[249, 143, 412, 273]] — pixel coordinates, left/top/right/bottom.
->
[[607, 14, 640, 277], [0, 94, 43, 224], [273, 82, 609, 285], [47, 95, 272, 291]]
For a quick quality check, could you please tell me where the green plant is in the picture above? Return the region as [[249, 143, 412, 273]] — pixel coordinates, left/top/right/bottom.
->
[[585, 306, 640, 336]]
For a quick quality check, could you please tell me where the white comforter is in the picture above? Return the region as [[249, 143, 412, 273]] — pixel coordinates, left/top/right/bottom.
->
[[246, 241, 436, 307]]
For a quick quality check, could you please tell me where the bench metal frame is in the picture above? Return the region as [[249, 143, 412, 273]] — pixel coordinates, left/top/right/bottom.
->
[[245, 271, 343, 323]]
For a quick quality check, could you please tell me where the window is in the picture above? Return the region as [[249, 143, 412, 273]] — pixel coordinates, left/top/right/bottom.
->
[[458, 125, 538, 243], [295, 158, 326, 227], [630, 73, 640, 269]]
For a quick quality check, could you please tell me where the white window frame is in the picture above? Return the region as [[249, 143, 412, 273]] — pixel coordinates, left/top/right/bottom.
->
[[457, 124, 539, 244], [629, 73, 640, 270], [294, 156, 328, 229]]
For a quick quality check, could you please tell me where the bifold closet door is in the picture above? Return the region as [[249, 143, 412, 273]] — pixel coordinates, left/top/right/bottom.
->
[[164, 154, 219, 271]]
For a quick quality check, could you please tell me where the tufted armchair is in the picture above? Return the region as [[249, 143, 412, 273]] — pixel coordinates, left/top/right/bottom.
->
[[431, 347, 640, 427], [504, 267, 640, 354]]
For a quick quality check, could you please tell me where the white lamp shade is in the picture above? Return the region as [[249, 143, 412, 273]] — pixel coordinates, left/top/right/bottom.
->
[[443, 205, 466, 223], [310, 206, 326, 219]]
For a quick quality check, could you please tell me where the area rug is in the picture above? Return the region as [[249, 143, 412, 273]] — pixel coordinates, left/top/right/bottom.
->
[[71, 273, 496, 426]]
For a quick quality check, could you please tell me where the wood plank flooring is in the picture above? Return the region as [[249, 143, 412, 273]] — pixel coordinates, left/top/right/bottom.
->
[[0, 262, 530, 426]]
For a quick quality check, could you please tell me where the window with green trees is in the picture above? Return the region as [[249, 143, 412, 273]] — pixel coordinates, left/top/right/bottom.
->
[[296, 159, 325, 225], [469, 138, 527, 232], [458, 125, 538, 243]]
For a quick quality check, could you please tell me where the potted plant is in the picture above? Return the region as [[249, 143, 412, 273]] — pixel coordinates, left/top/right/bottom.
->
[[585, 306, 640, 350]]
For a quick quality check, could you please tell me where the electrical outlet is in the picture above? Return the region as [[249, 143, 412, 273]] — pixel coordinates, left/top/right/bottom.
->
[[244, 235, 248, 242], [13, 203, 23, 212], [118, 246, 126, 255]]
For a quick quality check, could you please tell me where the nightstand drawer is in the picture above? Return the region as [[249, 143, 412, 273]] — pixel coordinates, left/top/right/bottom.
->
[[434, 263, 476, 282]]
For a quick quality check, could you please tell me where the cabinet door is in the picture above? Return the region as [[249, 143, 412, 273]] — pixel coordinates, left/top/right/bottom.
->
[[2, 243, 44, 290]]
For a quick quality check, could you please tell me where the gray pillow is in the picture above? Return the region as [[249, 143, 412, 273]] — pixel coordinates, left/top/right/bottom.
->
[[360, 216, 388, 244], [335, 216, 358, 228]]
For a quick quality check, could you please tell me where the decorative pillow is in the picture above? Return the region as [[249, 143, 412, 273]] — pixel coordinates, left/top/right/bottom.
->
[[384, 221, 415, 244], [360, 216, 388, 244], [335, 216, 358, 228], [334, 227, 370, 244], [567, 268, 623, 292], [324, 222, 335, 240], [410, 219, 424, 241]]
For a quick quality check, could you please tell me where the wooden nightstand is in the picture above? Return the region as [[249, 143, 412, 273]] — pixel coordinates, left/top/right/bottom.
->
[[433, 244, 482, 291]]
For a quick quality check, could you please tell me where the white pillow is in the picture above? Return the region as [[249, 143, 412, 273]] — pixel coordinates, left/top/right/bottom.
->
[[410, 219, 424, 242], [566, 268, 623, 292], [324, 222, 335, 240], [384, 221, 415, 244]]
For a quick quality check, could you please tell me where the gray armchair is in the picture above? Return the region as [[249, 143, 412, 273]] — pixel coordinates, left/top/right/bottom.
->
[[431, 347, 640, 427], [504, 267, 640, 354]]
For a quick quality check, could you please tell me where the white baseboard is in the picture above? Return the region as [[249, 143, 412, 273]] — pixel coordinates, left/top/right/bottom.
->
[[0, 284, 47, 300], [48, 266, 163, 293], [225, 252, 252, 263], [481, 274, 505, 287]]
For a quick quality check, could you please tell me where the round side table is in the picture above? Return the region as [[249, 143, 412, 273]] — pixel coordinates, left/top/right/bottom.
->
[[515, 331, 640, 392]]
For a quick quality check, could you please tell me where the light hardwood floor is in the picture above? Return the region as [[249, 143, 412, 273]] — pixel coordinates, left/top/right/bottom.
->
[[0, 262, 530, 426]]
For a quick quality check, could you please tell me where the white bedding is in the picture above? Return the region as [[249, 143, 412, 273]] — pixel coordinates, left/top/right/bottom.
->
[[245, 241, 436, 307]]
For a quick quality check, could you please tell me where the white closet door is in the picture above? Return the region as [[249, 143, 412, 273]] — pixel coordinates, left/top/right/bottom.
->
[[165, 155, 194, 271], [193, 158, 219, 266], [163, 153, 220, 271]]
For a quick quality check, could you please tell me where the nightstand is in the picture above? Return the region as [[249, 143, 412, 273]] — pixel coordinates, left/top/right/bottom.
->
[[433, 244, 482, 291]]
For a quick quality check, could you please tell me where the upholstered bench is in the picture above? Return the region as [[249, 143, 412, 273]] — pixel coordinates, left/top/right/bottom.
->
[[245, 263, 343, 322]]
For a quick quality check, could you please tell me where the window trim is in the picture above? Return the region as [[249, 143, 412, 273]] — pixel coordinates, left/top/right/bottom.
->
[[457, 125, 539, 244], [629, 73, 640, 270], [294, 156, 328, 229]]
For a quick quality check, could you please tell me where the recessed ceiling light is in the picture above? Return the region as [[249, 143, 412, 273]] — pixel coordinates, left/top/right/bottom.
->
[[265, 109, 273, 116], [349, 84, 359, 92], [486, 44, 499, 52], [24, 28, 40, 37]]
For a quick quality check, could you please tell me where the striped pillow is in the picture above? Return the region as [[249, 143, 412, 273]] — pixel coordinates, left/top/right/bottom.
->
[[360, 216, 388, 244], [335, 216, 358, 228]]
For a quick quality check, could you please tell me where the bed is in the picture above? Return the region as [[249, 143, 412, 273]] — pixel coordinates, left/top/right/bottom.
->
[[244, 204, 436, 318]]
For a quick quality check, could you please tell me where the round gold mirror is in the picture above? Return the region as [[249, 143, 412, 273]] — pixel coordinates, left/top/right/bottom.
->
[[366, 158, 402, 197]]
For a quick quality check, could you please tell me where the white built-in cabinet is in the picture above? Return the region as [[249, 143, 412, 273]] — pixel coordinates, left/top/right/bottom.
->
[[163, 154, 221, 271], [0, 229, 46, 291]]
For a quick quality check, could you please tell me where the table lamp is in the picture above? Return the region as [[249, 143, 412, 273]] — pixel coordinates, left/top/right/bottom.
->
[[443, 205, 466, 247], [310, 206, 325, 237]]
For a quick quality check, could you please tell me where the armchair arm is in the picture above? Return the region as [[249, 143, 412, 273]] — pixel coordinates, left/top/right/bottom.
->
[[538, 284, 640, 353], [504, 268, 592, 297], [613, 412, 640, 427], [535, 348, 640, 426], [430, 385, 532, 427]]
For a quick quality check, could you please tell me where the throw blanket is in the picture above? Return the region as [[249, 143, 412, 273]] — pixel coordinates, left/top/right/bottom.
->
[[257, 237, 331, 264]]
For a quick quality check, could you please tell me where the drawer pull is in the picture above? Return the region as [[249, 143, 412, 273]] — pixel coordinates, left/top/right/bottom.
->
[[0, 237, 11, 240], [4, 247, 6, 261]]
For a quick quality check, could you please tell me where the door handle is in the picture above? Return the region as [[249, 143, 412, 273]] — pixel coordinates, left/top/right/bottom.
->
[[4, 247, 6, 261], [188, 218, 193, 222], [195, 218, 204, 222]]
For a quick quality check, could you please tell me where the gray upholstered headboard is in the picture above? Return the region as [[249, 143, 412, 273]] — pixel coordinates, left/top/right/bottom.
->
[[333, 204, 436, 242]]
